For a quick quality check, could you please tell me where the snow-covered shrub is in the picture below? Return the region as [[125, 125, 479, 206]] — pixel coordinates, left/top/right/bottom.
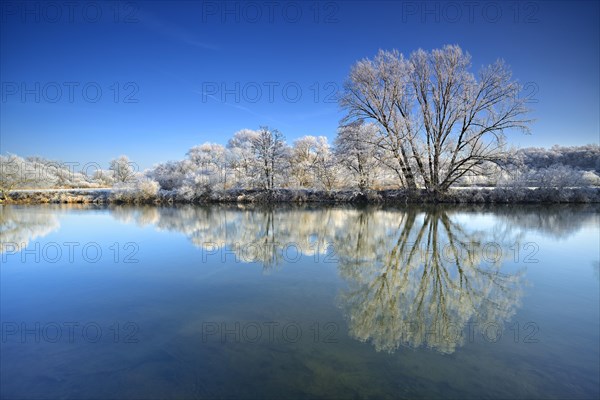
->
[[110, 176, 159, 203], [135, 177, 160, 200]]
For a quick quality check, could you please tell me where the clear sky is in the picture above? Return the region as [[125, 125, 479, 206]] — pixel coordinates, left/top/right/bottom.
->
[[1, 0, 599, 169]]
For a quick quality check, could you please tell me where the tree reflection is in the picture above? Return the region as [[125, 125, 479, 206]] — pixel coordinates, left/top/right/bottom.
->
[[494, 205, 600, 240], [7, 203, 594, 354], [109, 205, 337, 272], [102, 204, 600, 354], [104, 205, 528, 353], [336, 208, 524, 354], [0, 206, 60, 253]]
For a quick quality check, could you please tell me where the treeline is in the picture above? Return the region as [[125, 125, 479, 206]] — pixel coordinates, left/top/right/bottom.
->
[[147, 125, 398, 199], [147, 129, 600, 199], [485, 145, 600, 188], [1, 128, 599, 204], [0, 153, 151, 198], [515, 145, 600, 172]]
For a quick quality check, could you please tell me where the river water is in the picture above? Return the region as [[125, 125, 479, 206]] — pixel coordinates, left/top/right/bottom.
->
[[1, 204, 598, 399]]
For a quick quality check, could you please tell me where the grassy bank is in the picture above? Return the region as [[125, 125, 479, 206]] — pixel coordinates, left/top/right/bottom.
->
[[3, 187, 600, 205]]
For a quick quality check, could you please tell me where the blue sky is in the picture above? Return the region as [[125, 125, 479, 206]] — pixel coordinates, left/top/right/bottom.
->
[[1, 0, 599, 169]]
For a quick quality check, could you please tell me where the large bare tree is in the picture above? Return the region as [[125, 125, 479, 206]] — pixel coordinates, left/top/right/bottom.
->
[[340, 45, 531, 193]]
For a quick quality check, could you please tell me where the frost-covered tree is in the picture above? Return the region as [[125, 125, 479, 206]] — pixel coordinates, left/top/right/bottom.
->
[[335, 121, 381, 190], [43, 160, 98, 188], [251, 126, 287, 190], [49, 162, 72, 187], [340, 45, 531, 192], [516, 144, 600, 172], [496, 144, 600, 188], [289, 135, 337, 189], [0, 154, 109, 196], [148, 160, 190, 191], [1, 155, 28, 199], [0, 155, 48, 198], [227, 129, 260, 188], [187, 143, 229, 190], [311, 137, 342, 191], [109, 155, 137, 184], [92, 169, 116, 187], [534, 165, 584, 189], [290, 136, 318, 187]]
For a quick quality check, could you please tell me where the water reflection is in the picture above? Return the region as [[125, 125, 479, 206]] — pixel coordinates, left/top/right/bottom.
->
[[4, 204, 599, 355], [336, 208, 524, 354], [0, 206, 60, 253], [112, 205, 337, 271], [494, 206, 600, 239]]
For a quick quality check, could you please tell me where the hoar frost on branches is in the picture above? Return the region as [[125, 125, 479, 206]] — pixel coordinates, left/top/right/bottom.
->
[[339, 44, 532, 193]]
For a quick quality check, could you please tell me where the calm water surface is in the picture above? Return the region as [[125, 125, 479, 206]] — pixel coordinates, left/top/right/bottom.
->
[[1, 204, 599, 399]]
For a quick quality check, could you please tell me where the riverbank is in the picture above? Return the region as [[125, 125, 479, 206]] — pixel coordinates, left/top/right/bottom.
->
[[3, 187, 600, 205]]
